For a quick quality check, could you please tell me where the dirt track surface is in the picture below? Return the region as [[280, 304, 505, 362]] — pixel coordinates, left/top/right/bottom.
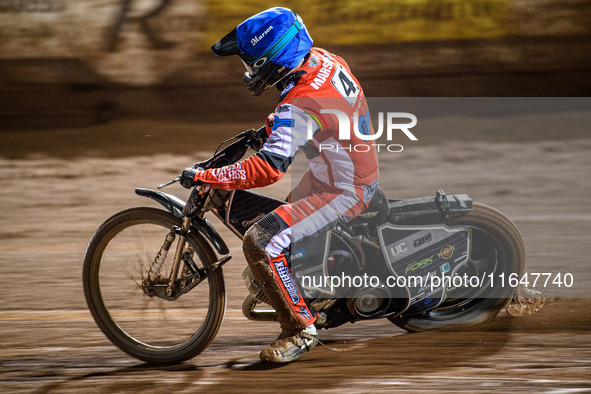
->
[[1, 107, 591, 391]]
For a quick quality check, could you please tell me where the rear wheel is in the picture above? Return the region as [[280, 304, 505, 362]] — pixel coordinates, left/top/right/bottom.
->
[[83, 207, 226, 364], [390, 202, 525, 332]]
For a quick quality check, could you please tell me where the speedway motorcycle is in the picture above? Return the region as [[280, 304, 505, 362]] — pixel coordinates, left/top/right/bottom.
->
[[83, 128, 525, 364]]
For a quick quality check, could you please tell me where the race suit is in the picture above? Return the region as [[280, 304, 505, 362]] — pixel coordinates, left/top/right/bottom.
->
[[195, 47, 379, 331]]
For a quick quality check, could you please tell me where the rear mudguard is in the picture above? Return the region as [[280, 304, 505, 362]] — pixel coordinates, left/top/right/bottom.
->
[[135, 188, 230, 255], [388, 190, 473, 224]]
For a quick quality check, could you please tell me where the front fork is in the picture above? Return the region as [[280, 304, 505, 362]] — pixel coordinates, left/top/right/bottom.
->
[[143, 184, 230, 299], [142, 216, 199, 299], [165, 217, 191, 297], [142, 216, 193, 296]]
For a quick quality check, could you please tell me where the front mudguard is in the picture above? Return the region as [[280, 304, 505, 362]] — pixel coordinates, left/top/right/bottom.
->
[[135, 188, 229, 255]]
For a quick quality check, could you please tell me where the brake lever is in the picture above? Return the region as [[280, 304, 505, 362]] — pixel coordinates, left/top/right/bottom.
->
[[235, 129, 255, 139]]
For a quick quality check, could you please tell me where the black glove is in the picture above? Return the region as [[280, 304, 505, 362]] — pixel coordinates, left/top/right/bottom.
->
[[180, 167, 201, 189], [247, 125, 268, 151]]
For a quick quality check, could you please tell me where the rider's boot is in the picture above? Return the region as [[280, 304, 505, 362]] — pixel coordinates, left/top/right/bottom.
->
[[243, 224, 318, 363], [259, 324, 318, 363]]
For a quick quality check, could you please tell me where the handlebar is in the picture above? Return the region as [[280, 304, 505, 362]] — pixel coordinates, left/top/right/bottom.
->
[[157, 126, 266, 189], [157, 177, 180, 189]]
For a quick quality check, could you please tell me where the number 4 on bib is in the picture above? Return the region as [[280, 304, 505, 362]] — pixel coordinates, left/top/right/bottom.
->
[[331, 65, 360, 106]]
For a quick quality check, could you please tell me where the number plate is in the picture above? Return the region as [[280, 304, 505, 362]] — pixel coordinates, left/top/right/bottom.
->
[[330, 65, 360, 106]]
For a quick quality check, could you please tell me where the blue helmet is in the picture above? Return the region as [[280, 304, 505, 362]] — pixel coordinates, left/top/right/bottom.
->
[[212, 7, 313, 95]]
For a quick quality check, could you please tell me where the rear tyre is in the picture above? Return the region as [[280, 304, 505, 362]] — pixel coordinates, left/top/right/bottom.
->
[[83, 207, 226, 364], [390, 202, 525, 332]]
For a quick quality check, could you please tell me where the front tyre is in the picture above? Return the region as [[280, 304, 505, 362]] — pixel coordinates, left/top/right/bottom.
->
[[83, 207, 226, 364], [390, 202, 525, 332]]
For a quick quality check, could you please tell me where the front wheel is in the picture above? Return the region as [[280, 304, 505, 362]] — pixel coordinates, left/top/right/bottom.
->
[[390, 202, 525, 332], [83, 207, 226, 364]]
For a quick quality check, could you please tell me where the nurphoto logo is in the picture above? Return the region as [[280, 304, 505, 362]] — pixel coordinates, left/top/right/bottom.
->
[[308, 110, 418, 153]]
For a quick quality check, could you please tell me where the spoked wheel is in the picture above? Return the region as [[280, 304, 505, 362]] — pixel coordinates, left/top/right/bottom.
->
[[83, 207, 226, 364], [390, 202, 525, 332]]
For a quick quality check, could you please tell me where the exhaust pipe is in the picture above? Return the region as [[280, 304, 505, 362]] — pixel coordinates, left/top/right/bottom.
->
[[241, 294, 278, 322]]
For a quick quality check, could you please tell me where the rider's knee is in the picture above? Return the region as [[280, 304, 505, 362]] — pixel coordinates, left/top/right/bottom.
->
[[242, 224, 270, 264]]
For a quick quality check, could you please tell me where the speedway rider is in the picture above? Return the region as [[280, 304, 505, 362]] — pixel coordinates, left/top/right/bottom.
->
[[180, 7, 379, 363]]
